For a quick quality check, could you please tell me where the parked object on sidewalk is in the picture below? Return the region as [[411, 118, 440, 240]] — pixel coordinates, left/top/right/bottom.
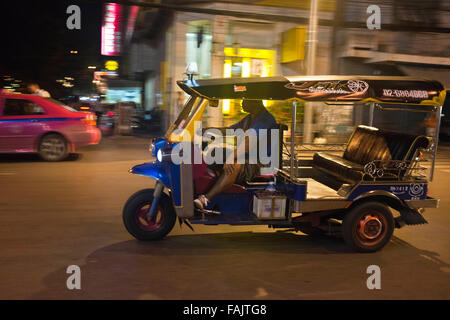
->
[[130, 107, 164, 135], [96, 103, 116, 136], [122, 75, 445, 253], [115, 102, 136, 136], [0, 93, 101, 161]]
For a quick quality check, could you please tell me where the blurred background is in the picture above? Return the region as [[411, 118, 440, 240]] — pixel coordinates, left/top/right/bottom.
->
[[1, 1, 450, 300], [1, 0, 449, 139]]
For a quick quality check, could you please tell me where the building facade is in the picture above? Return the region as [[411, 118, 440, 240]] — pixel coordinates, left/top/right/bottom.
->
[[122, 0, 450, 137]]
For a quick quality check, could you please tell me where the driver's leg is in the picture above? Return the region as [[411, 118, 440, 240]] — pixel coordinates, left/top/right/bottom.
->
[[194, 163, 242, 209], [206, 163, 242, 200]]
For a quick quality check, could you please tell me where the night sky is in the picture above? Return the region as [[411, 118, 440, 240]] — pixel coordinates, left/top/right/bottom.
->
[[0, 0, 102, 97]]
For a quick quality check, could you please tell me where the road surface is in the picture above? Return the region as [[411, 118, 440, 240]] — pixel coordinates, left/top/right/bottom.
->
[[0, 136, 449, 299]]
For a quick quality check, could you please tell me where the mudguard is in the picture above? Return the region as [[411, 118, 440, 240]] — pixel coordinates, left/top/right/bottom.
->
[[129, 161, 194, 218], [129, 161, 170, 188]]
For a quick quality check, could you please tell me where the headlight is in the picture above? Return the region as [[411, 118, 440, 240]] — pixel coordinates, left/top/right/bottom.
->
[[157, 149, 163, 162]]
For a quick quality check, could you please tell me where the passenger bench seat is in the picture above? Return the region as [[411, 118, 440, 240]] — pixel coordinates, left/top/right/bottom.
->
[[313, 125, 431, 184]]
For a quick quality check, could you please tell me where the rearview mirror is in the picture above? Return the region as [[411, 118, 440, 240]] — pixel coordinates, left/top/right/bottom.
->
[[208, 99, 219, 108]]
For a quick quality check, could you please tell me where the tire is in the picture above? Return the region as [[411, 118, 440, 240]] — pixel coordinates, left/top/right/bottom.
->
[[123, 189, 176, 241], [38, 133, 68, 161], [343, 201, 394, 253]]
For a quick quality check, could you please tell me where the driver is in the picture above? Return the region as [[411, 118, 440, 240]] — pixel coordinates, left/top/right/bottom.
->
[[194, 100, 277, 210]]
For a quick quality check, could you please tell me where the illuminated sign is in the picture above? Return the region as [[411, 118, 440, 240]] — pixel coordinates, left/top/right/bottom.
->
[[233, 85, 247, 92], [105, 60, 119, 71], [281, 27, 306, 63], [101, 3, 122, 56], [93, 71, 118, 81]]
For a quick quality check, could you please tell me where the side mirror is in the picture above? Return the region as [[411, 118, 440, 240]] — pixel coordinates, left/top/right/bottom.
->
[[208, 99, 219, 108]]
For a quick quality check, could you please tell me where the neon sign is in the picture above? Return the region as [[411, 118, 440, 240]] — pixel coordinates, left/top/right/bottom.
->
[[101, 3, 122, 56]]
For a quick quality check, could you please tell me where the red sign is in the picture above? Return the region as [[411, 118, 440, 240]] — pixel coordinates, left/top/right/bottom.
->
[[125, 6, 139, 43], [101, 3, 122, 56], [234, 85, 247, 92]]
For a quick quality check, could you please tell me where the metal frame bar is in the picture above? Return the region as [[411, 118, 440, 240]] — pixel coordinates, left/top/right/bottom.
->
[[430, 105, 442, 181], [369, 103, 375, 126], [375, 104, 434, 113], [405, 198, 439, 209], [148, 182, 164, 219], [288, 101, 298, 219], [290, 101, 297, 178], [405, 148, 423, 179]]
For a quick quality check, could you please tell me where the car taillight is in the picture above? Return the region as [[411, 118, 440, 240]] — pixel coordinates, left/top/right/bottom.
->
[[82, 113, 96, 126]]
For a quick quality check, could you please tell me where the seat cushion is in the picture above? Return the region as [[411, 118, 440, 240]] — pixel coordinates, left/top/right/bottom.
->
[[343, 126, 392, 164], [344, 125, 430, 164], [313, 152, 364, 184], [313, 125, 431, 184]]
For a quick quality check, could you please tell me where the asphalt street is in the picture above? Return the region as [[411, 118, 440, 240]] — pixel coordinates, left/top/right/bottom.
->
[[0, 135, 449, 299]]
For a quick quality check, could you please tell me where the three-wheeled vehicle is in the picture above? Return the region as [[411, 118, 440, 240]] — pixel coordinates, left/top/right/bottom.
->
[[122, 76, 445, 252]]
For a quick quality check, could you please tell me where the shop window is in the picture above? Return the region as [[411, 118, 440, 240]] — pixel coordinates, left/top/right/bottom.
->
[[186, 22, 212, 79], [222, 47, 276, 118]]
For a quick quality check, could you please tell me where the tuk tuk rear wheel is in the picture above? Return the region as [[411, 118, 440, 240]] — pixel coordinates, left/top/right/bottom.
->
[[123, 188, 176, 241], [343, 201, 394, 253]]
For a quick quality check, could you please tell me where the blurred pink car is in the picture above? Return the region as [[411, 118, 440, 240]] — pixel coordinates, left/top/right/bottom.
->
[[0, 93, 101, 161]]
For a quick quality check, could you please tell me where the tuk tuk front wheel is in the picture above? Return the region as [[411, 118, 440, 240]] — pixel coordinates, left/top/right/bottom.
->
[[123, 188, 176, 241], [343, 202, 394, 253]]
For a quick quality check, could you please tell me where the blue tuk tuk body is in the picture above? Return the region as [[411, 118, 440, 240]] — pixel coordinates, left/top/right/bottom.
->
[[123, 76, 445, 252]]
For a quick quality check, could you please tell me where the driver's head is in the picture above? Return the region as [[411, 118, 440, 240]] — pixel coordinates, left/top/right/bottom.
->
[[241, 100, 264, 114]]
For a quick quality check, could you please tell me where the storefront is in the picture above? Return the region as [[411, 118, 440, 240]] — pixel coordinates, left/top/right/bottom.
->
[[129, 4, 321, 130], [222, 47, 276, 124]]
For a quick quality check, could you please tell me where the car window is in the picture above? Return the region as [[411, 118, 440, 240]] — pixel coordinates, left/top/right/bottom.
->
[[2, 99, 46, 116]]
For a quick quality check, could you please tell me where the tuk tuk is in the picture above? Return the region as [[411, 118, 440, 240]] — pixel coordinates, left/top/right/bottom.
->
[[123, 75, 445, 252]]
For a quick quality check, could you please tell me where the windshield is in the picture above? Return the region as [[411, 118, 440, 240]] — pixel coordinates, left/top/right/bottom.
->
[[165, 95, 202, 138]]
